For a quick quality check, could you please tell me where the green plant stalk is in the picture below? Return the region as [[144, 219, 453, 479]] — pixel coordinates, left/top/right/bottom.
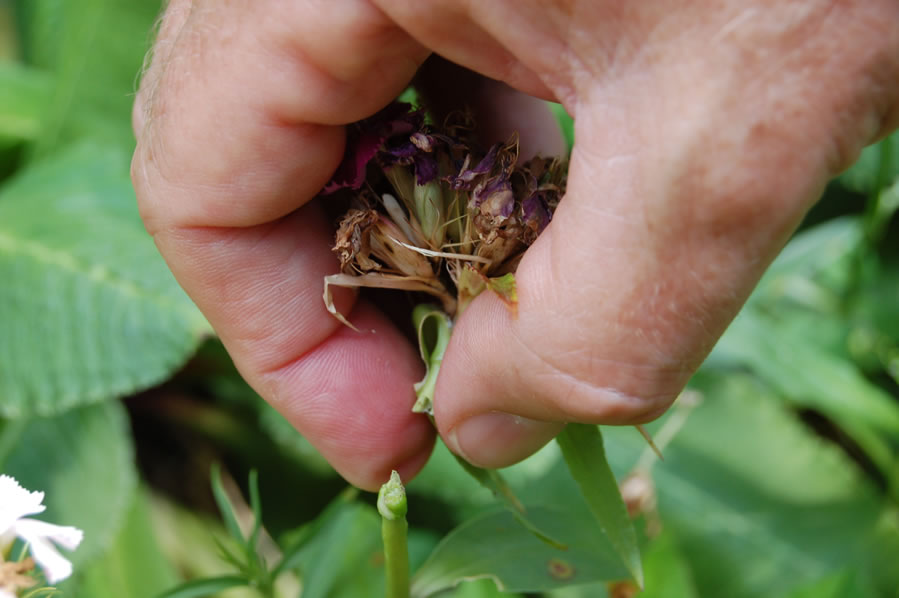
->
[[378, 471, 410, 598]]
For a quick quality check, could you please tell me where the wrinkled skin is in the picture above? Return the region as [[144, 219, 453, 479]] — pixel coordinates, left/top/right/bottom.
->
[[132, 0, 899, 490]]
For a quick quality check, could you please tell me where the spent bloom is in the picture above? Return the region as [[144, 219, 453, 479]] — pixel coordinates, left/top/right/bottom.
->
[[321, 102, 567, 325], [0, 475, 83, 585]]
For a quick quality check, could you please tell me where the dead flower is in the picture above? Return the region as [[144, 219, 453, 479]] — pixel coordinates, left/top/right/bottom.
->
[[322, 102, 567, 323]]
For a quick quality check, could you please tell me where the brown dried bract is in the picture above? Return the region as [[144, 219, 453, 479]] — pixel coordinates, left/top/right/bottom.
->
[[0, 557, 37, 595]]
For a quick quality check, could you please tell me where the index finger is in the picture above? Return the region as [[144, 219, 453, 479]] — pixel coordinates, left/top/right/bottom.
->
[[132, 0, 434, 490]]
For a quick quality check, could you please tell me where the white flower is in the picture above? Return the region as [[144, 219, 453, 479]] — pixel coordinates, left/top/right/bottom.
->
[[0, 475, 83, 584]]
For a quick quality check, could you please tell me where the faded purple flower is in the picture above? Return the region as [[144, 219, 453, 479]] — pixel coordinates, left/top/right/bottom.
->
[[447, 143, 500, 190], [322, 103, 423, 194], [522, 192, 552, 243]]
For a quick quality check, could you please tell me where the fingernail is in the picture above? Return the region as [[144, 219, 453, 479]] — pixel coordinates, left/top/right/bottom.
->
[[447, 412, 562, 469]]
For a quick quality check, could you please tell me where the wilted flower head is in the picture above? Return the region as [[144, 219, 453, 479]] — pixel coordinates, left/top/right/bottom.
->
[[0, 475, 83, 585], [322, 102, 567, 321]]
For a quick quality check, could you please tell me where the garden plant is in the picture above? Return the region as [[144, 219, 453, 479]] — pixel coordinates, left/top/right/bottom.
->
[[1, 2, 899, 598]]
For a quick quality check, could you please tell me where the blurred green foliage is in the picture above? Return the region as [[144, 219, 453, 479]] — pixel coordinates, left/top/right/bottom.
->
[[1, 1, 898, 597]]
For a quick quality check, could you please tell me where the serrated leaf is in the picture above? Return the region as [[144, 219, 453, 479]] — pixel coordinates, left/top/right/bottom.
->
[[410, 505, 630, 596], [556, 424, 642, 586], [0, 400, 137, 568], [154, 576, 250, 598], [0, 144, 211, 417]]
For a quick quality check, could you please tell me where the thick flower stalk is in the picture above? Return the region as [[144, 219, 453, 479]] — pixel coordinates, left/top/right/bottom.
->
[[0, 475, 83, 587]]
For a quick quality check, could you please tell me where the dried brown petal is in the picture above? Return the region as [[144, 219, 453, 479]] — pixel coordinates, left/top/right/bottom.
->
[[333, 209, 380, 274], [324, 273, 455, 329], [369, 216, 437, 279]]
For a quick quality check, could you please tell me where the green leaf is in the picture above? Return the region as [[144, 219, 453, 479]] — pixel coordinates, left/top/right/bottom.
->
[[246, 469, 263, 559], [638, 531, 699, 598], [750, 216, 863, 311], [0, 5, 16, 61], [600, 371, 886, 598], [549, 102, 574, 152], [0, 61, 53, 144], [840, 133, 899, 195], [277, 499, 436, 598], [444, 578, 524, 598], [450, 455, 567, 550], [141, 493, 258, 590], [0, 144, 211, 417], [15, 0, 164, 154], [860, 510, 899, 597], [778, 570, 878, 598], [284, 502, 384, 598], [209, 464, 246, 547], [154, 576, 250, 598], [274, 487, 359, 577], [556, 424, 642, 586], [410, 505, 630, 596], [545, 531, 699, 598], [70, 488, 179, 598], [714, 309, 899, 436], [0, 400, 137, 568]]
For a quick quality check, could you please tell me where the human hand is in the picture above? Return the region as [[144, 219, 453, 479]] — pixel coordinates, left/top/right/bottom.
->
[[132, 0, 899, 490]]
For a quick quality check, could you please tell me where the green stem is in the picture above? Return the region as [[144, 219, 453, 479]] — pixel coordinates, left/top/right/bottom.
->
[[378, 471, 410, 598]]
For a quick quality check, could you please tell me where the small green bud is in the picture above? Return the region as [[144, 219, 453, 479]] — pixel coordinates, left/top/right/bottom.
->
[[413, 181, 446, 248], [378, 470, 407, 520]]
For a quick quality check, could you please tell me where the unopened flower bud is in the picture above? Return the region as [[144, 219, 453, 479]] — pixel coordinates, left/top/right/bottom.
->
[[414, 180, 446, 249]]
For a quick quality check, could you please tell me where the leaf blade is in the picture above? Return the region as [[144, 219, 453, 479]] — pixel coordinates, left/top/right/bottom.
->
[[556, 424, 642, 586]]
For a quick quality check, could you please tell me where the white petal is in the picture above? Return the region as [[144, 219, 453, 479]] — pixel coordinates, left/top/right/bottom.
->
[[0, 588, 17, 598], [14, 519, 83, 584], [0, 475, 46, 532], [15, 519, 83, 551]]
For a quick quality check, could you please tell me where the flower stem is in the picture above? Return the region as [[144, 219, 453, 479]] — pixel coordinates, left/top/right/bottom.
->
[[378, 471, 410, 598]]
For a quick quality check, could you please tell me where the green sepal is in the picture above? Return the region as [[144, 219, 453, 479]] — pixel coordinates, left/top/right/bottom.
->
[[412, 304, 452, 414]]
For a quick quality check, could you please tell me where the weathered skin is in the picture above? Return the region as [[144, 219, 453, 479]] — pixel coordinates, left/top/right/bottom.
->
[[132, 0, 899, 490]]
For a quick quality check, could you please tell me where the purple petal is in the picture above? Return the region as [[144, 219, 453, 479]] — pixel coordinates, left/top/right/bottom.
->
[[321, 103, 422, 194], [472, 174, 511, 209], [410, 132, 434, 152], [384, 141, 419, 162], [414, 154, 439, 185], [449, 143, 501, 190], [522, 192, 552, 240]]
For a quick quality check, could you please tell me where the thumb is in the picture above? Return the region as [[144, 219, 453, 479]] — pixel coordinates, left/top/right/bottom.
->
[[432, 76, 864, 469], [433, 0, 899, 468]]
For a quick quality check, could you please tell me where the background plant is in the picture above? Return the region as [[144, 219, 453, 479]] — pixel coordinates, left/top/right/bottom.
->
[[1, 1, 898, 597]]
